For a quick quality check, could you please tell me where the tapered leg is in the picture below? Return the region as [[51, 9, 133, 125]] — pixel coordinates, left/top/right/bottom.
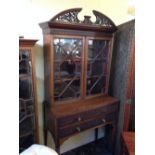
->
[[95, 128, 98, 141], [105, 125, 113, 151], [44, 128, 48, 145], [55, 144, 60, 155]]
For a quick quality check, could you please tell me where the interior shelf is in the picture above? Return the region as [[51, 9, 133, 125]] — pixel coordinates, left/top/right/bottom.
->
[[19, 74, 31, 80], [87, 58, 108, 62], [19, 131, 34, 138]]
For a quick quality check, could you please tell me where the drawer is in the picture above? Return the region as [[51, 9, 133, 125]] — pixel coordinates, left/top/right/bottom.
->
[[57, 104, 118, 127], [105, 112, 117, 122], [58, 119, 105, 138], [58, 112, 117, 138]]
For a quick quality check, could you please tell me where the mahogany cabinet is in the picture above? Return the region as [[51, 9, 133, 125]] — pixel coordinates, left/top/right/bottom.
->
[[19, 38, 39, 153], [121, 132, 135, 155], [40, 8, 119, 154]]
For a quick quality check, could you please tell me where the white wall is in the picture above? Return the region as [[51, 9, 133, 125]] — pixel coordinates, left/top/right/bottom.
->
[[18, 0, 135, 154], [19, 0, 135, 42]]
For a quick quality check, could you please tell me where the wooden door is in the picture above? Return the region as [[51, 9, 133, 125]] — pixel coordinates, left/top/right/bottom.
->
[[52, 35, 85, 104], [85, 37, 113, 98]]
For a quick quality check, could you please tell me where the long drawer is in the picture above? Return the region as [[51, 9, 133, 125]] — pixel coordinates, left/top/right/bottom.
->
[[58, 112, 117, 138], [57, 103, 118, 128]]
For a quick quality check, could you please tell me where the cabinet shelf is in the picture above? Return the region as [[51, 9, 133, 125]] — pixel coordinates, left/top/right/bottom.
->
[[19, 113, 34, 124], [87, 74, 107, 79], [55, 77, 80, 83], [19, 98, 33, 102], [19, 131, 34, 138], [87, 58, 108, 64], [19, 74, 31, 80], [54, 58, 81, 63]]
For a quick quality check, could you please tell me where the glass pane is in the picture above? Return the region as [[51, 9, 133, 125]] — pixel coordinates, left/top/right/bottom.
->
[[54, 79, 80, 101], [19, 50, 35, 152], [53, 38, 82, 101], [54, 38, 82, 61], [19, 51, 33, 100], [19, 79, 33, 99], [19, 52, 31, 74], [19, 135, 34, 153], [19, 116, 35, 136], [86, 39, 109, 96], [87, 76, 106, 95]]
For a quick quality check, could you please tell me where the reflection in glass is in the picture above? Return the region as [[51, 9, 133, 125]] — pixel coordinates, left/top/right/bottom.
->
[[54, 79, 80, 101], [54, 38, 82, 61], [19, 50, 35, 152], [19, 52, 31, 74], [53, 38, 82, 101], [19, 51, 33, 99], [86, 39, 109, 96]]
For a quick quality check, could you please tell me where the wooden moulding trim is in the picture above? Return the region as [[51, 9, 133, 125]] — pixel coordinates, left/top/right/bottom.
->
[[19, 39, 38, 47], [39, 8, 117, 33], [42, 28, 113, 37], [126, 39, 135, 99], [123, 103, 132, 131]]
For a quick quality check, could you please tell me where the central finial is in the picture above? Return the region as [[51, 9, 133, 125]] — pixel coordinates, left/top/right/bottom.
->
[[83, 16, 92, 24]]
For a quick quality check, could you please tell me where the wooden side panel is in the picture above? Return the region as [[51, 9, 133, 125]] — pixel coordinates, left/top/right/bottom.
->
[[109, 20, 135, 155], [124, 39, 135, 131], [126, 40, 135, 99], [19, 39, 39, 150], [30, 45, 39, 143], [123, 103, 132, 131], [43, 35, 52, 104]]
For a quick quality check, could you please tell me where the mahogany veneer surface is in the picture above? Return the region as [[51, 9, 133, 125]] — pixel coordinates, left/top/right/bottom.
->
[[121, 132, 135, 155], [51, 96, 119, 117]]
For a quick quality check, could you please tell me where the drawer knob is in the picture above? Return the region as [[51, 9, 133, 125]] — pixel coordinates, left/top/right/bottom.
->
[[76, 127, 81, 132], [78, 117, 82, 121], [102, 119, 106, 124]]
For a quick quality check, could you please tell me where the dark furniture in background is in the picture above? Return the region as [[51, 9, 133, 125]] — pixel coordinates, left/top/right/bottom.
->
[[121, 132, 135, 155], [109, 20, 135, 155], [19, 38, 39, 153], [40, 8, 119, 154]]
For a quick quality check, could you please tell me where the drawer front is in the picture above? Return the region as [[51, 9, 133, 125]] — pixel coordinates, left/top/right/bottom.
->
[[58, 112, 117, 138], [58, 104, 118, 127], [58, 119, 104, 138]]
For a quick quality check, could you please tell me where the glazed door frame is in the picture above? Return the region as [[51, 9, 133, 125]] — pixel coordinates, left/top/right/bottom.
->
[[84, 36, 113, 99], [19, 45, 39, 143], [52, 35, 85, 105], [51, 35, 114, 105]]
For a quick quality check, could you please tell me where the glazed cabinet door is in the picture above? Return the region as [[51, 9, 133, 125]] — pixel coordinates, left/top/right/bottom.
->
[[19, 49, 37, 152], [85, 37, 112, 97], [53, 36, 85, 103]]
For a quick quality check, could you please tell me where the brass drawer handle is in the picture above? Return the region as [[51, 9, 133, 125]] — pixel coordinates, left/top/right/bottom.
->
[[76, 127, 81, 132], [78, 117, 82, 121], [102, 119, 106, 124]]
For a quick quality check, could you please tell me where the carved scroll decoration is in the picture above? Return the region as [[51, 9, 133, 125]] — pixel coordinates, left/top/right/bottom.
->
[[93, 10, 116, 28], [50, 8, 116, 30], [50, 8, 82, 23]]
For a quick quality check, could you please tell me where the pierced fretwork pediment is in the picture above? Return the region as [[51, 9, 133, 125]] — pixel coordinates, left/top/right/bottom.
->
[[50, 8, 116, 30], [93, 10, 116, 28], [51, 8, 82, 23], [40, 8, 117, 32]]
